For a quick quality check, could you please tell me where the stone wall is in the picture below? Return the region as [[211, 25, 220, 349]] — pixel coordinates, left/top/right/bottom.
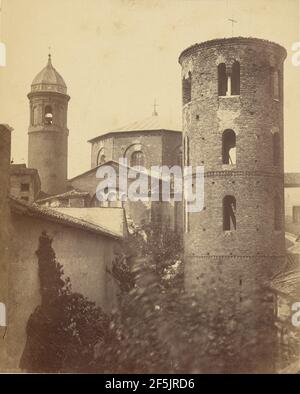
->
[[0, 125, 12, 369], [90, 131, 182, 170], [10, 169, 40, 204], [5, 211, 119, 371]]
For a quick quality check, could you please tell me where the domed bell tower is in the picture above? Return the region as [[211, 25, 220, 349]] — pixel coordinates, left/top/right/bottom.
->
[[28, 54, 70, 196]]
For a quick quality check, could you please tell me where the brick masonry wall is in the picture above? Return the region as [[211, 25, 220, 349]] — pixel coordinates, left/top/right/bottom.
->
[[180, 38, 287, 313], [28, 130, 68, 195], [91, 130, 182, 170], [0, 125, 12, 370], [162, 132, 182, 167], [28, 92, 69, 196], [10, 174, 39, 204], [89, 131, 183, 227], [90, 136, 114, 168]]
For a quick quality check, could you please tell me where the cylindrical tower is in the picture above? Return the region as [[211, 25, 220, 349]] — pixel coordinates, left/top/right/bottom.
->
[[28, 55, 70, 196], [179, 38, 287, 371]]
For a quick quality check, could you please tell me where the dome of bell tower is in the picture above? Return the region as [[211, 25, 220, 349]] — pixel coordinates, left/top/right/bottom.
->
[[31, 54, 67, 94]]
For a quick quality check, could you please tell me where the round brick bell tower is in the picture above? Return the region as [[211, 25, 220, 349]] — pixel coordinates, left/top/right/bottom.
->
[[179, 38, 287, 371], [28, 54, 70, 196]]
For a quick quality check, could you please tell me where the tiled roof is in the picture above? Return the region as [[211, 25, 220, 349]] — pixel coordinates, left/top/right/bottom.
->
[[68, 159, 164, 183], [36, 189, 90, 203], [88, 115, 181, 142], [10, 164, 39, 176], [52, 207, 127, 238], [10, 197, 124, 239], [271, 269, 300, 298]]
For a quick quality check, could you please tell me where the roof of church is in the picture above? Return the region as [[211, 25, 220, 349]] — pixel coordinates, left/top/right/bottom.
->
[[36, 189, 90, 203], [53, 208, 127, 238], [30, 55, 67, 95], [68, 159, 160, 182], [10, 196, 125, 239], [88, 114, 182, 142]]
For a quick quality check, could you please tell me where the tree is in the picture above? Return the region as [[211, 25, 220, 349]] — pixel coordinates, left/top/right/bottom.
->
[[20, 232, 109, 373], [96, 224, 277, 373]]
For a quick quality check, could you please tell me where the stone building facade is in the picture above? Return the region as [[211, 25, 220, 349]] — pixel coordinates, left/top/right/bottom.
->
[[10, 164, 41, 204], [179, 37, 287, 371], [88, 116, 182, 170], [67, 159, 182, 229]]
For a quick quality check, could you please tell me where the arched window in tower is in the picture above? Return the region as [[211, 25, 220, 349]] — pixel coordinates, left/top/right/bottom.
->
[[33, 106, 39, 126], [218, 63, 227, 96], [223, 195, 236, 231], [44, 105, 53, 125], [274, 195, 282, 230], [97, 149, 106, 165], [30, 106, 34, 126], [273, 132, 280, 166], [182, 71, 192, 105], [272, 68, 280, 100], [130, 150, 145, 167], [222, 129, 236, 165], [231, 61, 240, 95]]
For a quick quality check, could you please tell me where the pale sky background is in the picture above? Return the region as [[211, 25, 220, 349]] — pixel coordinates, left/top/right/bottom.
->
[[0, 0, 300, 178]]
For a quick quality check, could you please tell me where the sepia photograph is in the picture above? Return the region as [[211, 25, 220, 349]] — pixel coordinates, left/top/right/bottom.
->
[[0, 0, 300, 377]]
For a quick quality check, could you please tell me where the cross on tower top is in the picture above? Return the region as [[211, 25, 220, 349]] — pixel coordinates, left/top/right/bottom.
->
[[48, 46, 52, 62], [152, 99, 159, 116], [228, 17, 238, 36]]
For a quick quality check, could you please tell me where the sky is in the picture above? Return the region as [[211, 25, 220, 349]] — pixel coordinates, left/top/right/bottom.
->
[[0, 0, 300, 178]]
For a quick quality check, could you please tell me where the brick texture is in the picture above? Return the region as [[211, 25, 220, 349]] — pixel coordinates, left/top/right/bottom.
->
[[179, 38, 287, 329]]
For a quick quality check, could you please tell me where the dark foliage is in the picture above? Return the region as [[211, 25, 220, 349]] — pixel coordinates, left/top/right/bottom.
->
[[20, 228, 277, 373], [20, 232, 109, 373]]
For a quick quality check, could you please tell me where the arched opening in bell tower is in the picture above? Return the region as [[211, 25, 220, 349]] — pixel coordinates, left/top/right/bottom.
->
[[223, 195, 236, 231], [182, 71, 192, 104], [222, 129, 236, 165], [44, 105, 53, 125], [271, 68, 280, 100], [231, 61, 240, 95], [218, 63, 227, 96]]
